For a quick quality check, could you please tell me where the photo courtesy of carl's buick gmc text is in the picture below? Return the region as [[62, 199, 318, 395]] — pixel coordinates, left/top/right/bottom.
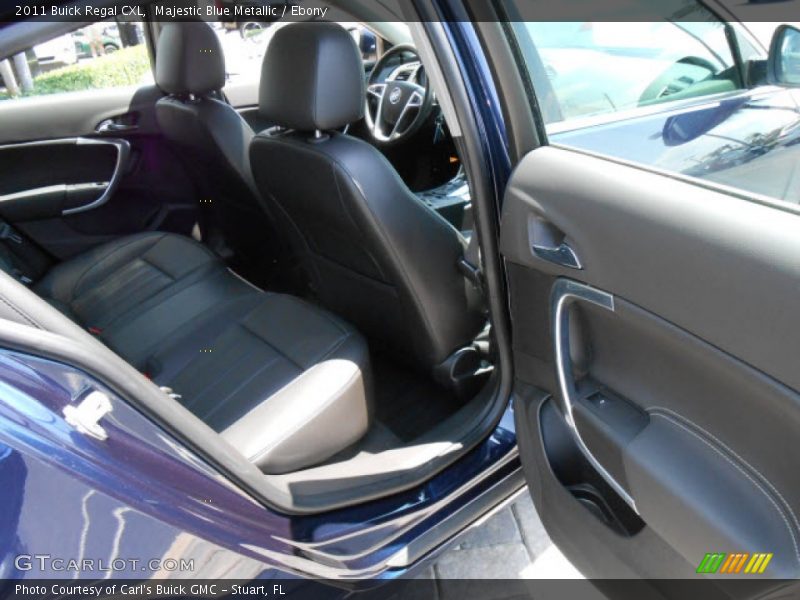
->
[[1, 0, 800, 598]]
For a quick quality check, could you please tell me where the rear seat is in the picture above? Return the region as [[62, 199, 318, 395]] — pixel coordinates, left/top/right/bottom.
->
[[19, 232, 372, 473]]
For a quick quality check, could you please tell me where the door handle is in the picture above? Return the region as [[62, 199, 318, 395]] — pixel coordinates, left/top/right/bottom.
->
[[551, 279, 638, 512], [96, 120, 138, 134], [532, 241, 582, 269], [96, 114, 139, 135], [61, 138, 130, 215]]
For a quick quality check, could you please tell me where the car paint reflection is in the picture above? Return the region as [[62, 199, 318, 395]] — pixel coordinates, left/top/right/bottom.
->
[[552, 88, 800, 204]]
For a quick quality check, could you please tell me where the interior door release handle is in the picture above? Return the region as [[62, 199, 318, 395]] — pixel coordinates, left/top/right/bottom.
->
[[96, 114, 139, 134], [532, 241, 582, 270], [96, 120, 138, 134]]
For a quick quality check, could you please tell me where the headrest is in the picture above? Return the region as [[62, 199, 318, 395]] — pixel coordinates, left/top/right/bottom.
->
[[156, 22, 225, 96], [259, 23, 365, 131]]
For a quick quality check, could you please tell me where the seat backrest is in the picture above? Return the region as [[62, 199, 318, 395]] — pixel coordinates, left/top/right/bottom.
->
[[154, 21, 255, 190], [154, 21, 274, 261], [250, 23, 485, 369], [155, 94, 257, 206]]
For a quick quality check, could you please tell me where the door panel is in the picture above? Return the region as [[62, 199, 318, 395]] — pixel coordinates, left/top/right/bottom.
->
[[0, 137, 127, 221], [0, 85, 164, 145], [0, 85, 199, 259], [502, 146, 800, 588]]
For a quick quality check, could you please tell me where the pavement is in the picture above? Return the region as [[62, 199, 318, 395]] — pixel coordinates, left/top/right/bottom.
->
[[420, 493, 583, 581]]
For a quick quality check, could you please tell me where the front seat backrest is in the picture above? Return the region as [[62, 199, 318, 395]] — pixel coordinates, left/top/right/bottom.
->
[[249, 22, 484, 370], [154, 22, 275, 264]]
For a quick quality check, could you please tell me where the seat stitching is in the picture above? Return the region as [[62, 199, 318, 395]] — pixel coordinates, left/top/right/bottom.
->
[[75, 266, 165, 322], [649, 410, 800, 566], [198, 354, 285, 424], [331, 166, 389, 281], [253, 135, 443, 358], [179, 335, 270, 411], [94, 262, 219, 334], [71, 233, 166, 301], [317, 332, 353, 362], [0, 294, 42, 329], [139, 255, 177, 281], [293, 297, 349, 336], [238, 323, 305, 371], [650, 406, 800, 533]]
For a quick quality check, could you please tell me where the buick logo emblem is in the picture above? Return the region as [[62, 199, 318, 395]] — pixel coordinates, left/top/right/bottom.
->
[[389, 88, 402, 104]]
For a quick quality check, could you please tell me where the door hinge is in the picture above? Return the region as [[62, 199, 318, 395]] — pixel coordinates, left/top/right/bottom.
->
[[63, 391, 113, 441]]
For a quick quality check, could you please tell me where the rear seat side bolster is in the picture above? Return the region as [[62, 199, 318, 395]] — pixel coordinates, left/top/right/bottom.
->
[[221, 358, 370, 474]]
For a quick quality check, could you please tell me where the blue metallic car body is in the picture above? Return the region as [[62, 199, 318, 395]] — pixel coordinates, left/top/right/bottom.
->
[[0, 346, 520, 585]]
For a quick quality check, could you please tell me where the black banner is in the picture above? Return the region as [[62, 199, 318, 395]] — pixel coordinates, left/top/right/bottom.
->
[[1, 579, 799, 600], [1, 0, 800, 23]]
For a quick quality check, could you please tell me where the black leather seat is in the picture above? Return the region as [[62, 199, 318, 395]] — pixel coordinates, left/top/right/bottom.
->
[[154, 21, 279, 266], [9, 232, 371, 473], [250, 23, 485, 371]]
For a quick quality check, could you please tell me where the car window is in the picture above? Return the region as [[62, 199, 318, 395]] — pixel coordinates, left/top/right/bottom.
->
[[514, 19, 741, 126], [210, 21, 379, 88], [0, 21, 150, 101], [501, 3, 800, 207]]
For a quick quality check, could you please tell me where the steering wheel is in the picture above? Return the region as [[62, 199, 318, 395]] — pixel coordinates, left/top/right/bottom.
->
[[365, 44, 434, 145], [639, 56, 720, 104]]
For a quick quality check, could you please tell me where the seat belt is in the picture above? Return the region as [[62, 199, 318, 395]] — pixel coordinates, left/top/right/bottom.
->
[[0, 224, 33, 285], [458, 230, 489, 318], [458, 230, 483, 291]]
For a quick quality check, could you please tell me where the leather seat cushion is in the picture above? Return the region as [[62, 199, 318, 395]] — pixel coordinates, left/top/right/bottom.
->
[[149, 291, 371, 473], [29, 232, 371, 473], [35, 232, 218, 327], [33, 232, 243, 369]]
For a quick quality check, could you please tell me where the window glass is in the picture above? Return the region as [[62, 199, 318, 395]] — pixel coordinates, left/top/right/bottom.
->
[[0, 21, 150, 101], [517, 19, 740, 125], [505, 3, 800, 206], [212, 21, 379, 87]]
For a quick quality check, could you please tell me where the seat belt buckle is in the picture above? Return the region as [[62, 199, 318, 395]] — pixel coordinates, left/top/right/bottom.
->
[[458, 257, 483, 290], [0, 222, 22, 244]]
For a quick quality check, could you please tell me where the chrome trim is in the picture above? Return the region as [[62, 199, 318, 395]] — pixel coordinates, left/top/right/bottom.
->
[[387, 61, 422, 83], [532, 241, 582, 269], [0, 136, 79, 150], [0, 137, 129, 216], [95, 119, 138, 134], [365, 74, 426, 142], [62, 391, 112, 441], [62, 137, 130, 215], [550, 279, 638, 513], [0, 184, 67, 203], [364, 82, 386, 137]]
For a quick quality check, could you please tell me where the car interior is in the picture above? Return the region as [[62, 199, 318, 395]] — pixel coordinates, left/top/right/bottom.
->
[[0, 15, 502, 512]]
